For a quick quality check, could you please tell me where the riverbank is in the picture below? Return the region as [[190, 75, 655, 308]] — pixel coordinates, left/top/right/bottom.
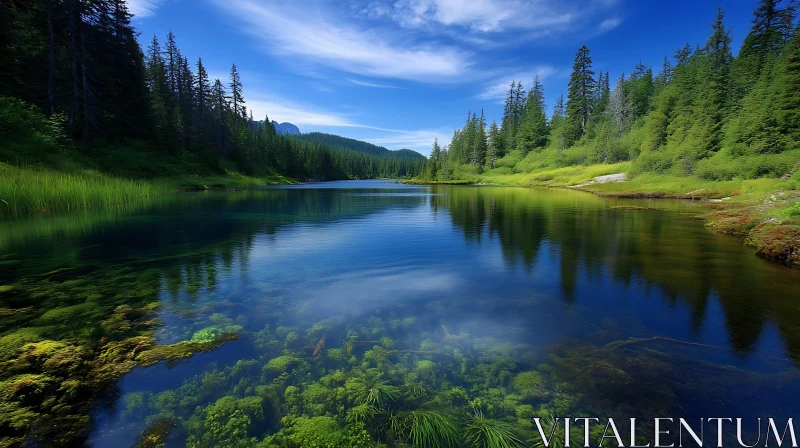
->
[[408, 163, 800, 266], [0, 162, 295, 217]]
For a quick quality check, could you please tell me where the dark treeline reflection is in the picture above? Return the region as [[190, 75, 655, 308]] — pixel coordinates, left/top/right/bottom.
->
[[0, 186, 428, 445], [4, 182, 800, 447], [431, 185, 800, 361]]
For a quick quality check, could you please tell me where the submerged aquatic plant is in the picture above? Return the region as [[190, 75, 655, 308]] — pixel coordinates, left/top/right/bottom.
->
[[464, 409, 524, 448], [405, 409, 458, 448], [345, 369, 399, 409]]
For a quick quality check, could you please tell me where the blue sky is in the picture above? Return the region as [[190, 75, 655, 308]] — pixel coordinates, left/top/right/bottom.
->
[[128, 0, 759, 154]]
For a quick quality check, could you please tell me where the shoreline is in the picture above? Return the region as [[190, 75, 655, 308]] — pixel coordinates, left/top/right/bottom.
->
[[405, 174, 800, 267]]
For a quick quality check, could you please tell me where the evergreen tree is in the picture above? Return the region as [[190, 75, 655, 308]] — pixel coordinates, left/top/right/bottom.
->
[[195, 58, 210, 119], [566, 45, 596, 144], [429, 137, 441, 178], [164, 31, 180, 96], [487, 120, 499, 168], [230, 63, 245, 117], [516, 76, 549, 153]]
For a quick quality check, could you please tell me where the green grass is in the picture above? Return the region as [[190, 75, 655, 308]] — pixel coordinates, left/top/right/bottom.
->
[[0, 163, 294, 217], [0, 96, 295, 217], [0, 163, 173, 217]]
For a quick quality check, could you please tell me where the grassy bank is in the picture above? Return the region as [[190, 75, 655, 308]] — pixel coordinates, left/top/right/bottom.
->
[[0, 162, 294, 217], [0, 98, 295, 217], [410, 164, 800, 266]]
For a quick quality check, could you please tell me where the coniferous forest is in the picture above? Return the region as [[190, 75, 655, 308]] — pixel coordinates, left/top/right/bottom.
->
[[421, 2, 799, 185], [0, 0, 424, 196]]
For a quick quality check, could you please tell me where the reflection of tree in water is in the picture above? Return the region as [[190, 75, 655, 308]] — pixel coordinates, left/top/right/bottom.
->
[[0, 188, 428, 445], [432, 185, 800, 362]]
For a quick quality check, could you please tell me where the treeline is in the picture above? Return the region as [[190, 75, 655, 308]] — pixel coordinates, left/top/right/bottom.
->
[[292, 132, 426, 178], [0, 0, 422, 180], [422, 0, 799, 182]]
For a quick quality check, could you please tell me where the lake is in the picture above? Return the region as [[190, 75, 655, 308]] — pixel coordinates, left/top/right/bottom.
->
[[1, 180, 799, 447]]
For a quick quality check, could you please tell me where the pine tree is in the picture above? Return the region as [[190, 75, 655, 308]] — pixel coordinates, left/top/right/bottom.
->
[[429, 138, 441, 178], [474, 109, 488, 167], [516, 76, 549, 153], [675, 42, 693, 66], [732, 0, 797, 103], [608, 75, 632, 134], [702, 4, 733, 153], [195, 58, 210, 119], [775, 26, 800, 145], [628, 62, 654, 118], [229, 63, 245, 118], [566, 45, 596, 144], [487, 120, 499, 168], [164, 31, 180, 96]]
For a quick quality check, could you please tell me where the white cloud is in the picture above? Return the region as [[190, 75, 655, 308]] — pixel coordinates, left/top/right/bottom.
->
[[247, 98, 360, 128], [477, 66, 559, 102], [348, 79, 405, 89], [598, 17, 622, 32], [365, 0, 598, 33], [127, 0, 163, 18], [365, 128, 453, 152], [212, 0, 472, 82]]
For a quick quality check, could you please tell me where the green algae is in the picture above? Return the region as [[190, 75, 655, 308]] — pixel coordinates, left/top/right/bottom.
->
[[2, 184, 800, 448], [264, 355, 302, 374]]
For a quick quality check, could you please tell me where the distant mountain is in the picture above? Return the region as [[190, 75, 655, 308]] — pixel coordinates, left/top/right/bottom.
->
[[272, 122, 300, 135], [293, 133, 425, 160]]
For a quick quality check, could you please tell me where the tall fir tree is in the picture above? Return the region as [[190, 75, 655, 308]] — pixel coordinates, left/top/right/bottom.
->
[[487, 120, 499, 168], [229, 63, 245, 118], [516, 76, 549, 153], [566, 45, 596, 144]]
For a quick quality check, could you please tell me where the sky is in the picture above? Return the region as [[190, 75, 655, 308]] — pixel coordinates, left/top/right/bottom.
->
[[127, 0, 760, 154]]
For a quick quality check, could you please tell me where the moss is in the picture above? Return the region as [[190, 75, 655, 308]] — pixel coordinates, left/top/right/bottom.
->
[[186, 395, 265, 447], [136, 333, 240, 367], [511, 371, 550, 400], [264, 355, 301, 374], [190, 324, 243, 344], [273, 416, 376, 448], [14, 340, 89, 375], [131, 417, 177, 448], [746, 222, 800, 266], [35, 303, 100, 325], [326, 348, 345, 361], [0, 327, 48, 361], [0, 400, 40, 434]]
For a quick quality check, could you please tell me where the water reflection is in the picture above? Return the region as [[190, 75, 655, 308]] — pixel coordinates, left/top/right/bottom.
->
[[430, 185, 800, 361], [1, 181, 799, 447]]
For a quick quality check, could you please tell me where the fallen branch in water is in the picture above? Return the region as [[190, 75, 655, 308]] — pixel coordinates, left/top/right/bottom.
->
[[608, 336, 794, 364], [608, 336, 730, 351]]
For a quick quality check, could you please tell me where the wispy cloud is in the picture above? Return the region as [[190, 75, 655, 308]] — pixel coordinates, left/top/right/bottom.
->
[[365, 128, 453, 152], [212, 0, 472, 82], [348, 79, 405, 89], [477, 66, 559, 102], [598, 17, 623, 32], [127, 0, 163, 18], [247, 98, 360, 128], [361, 0, 606, 34]]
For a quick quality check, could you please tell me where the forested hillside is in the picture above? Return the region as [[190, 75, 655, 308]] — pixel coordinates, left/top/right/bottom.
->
[[294, 133, 425, 159], [0, 0, 422, 185], [420, 1, 800, 185]]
